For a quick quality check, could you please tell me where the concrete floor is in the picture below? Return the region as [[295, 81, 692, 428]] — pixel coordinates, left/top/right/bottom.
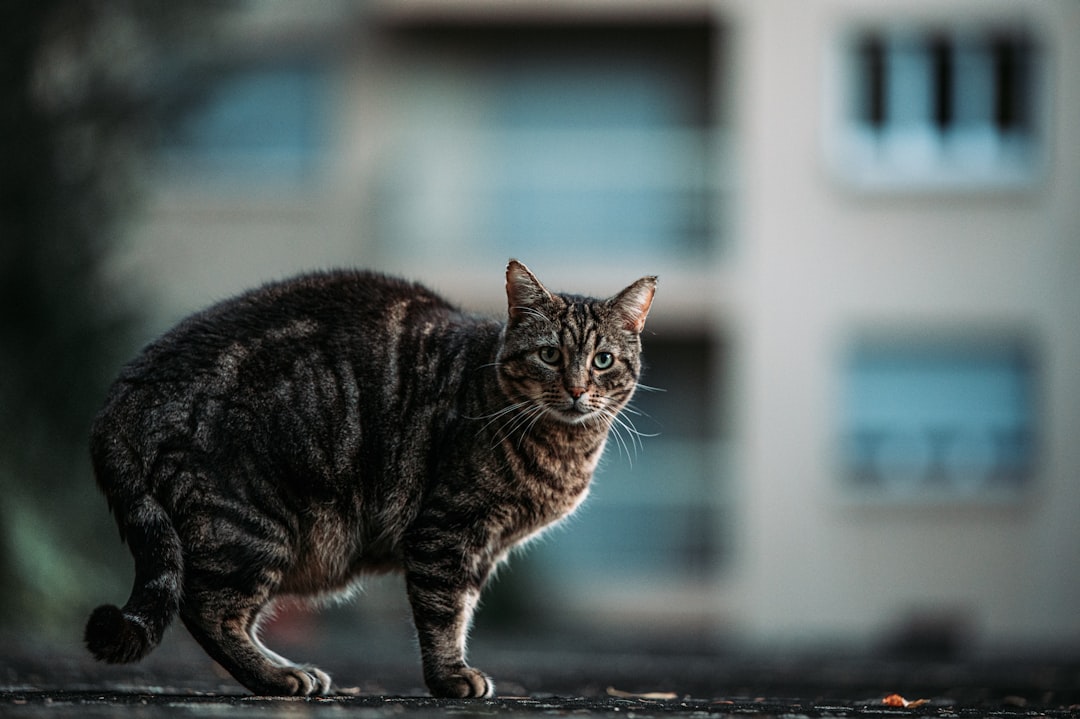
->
[[2, 622, 1079, 718]]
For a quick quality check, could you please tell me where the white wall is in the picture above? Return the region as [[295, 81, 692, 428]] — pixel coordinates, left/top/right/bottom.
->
[[731, 0, 1080, 647]]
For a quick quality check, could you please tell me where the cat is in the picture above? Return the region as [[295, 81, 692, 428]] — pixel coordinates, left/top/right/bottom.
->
[[84, 259, 656, 698]]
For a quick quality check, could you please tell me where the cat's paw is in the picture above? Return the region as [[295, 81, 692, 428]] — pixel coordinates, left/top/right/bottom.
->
[[298, 665, 333, 696], [427, 666, 494, 698], [264, 665, 332, 696]]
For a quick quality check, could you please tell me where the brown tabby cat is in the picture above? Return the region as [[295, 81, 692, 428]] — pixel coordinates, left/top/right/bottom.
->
[[85, 260, 655, 698]]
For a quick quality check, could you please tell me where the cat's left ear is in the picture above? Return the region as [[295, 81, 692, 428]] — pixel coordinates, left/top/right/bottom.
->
[[610, 276, 657, 334], [506, 259, 554, 322]]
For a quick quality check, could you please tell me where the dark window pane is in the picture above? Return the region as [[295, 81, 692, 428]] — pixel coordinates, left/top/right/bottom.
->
[[856, 33, 887, 129]]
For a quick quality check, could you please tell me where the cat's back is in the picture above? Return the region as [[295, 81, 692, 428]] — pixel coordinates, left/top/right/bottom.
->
[[167, 269, 450, 341], [119, 269, 453, 378], [92, 269, 476, 454]]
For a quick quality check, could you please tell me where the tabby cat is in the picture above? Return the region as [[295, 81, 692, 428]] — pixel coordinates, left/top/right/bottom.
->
[[85, 260, 656, 698]]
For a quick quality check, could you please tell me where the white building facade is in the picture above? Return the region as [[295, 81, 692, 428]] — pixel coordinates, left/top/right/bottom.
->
[[125, 0, 1080, 650]]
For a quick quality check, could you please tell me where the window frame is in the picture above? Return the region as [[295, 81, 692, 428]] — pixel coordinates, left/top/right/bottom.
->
[[837, 331, 1039, 505], [374, 20, 723, 266], [824, 21, 1046, 192]]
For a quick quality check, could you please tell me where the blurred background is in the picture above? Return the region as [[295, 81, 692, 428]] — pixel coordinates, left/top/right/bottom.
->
[[2, 0, 1078, 667]]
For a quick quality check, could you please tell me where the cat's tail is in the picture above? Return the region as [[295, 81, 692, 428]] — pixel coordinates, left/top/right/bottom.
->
[[85, 492, 184, 664]]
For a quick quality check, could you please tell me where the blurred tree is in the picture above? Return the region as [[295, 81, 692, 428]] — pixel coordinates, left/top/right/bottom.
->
[[0, 0, 220, 634]]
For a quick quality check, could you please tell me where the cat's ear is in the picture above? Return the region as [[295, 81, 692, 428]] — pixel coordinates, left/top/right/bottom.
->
[[610, 276, 657, 334], [506, 259, 554, 322]]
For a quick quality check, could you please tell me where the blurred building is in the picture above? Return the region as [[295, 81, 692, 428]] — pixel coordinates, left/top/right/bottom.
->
[[121, 0, 1080, 651]]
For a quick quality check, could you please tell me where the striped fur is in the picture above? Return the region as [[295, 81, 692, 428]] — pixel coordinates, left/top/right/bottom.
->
[[85, 260, 656, 697]]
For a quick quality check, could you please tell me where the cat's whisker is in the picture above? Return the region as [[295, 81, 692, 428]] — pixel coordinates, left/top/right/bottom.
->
[[499, 404, 536, 439], [618, 397, 660, 429], [591, 407, 631, 464], [467, 400, 531, 433], [616, 416, 644, 458], [633, 383, 666, 394], [513, 406, 549, 448], [619, 404, 661, 441], [605, 415, 634, 468], [518, 405, 550, 448], [489, 401, 546, 449], [623, 412, 660, 443], [474, 410, 526, 441], [604, 407, 658, 458], [488, 409, 524, 447]]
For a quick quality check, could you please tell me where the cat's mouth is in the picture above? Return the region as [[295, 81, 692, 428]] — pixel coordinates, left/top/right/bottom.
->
[[549, 399, 602, 425]]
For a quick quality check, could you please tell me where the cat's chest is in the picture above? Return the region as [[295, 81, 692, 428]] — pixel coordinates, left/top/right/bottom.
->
[[529, 474, 589, 521], [507, 453, 596, 538], [516, 429, 605, 495], [497, 479, 590, 555]]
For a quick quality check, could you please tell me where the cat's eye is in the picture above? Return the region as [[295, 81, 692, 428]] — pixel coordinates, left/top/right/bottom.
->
[[538, 347, 561, 365], [592, 352, 615, 370]]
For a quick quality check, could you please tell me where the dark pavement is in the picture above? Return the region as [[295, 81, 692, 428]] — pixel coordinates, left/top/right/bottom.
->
[[3, 624, 1079, 718]]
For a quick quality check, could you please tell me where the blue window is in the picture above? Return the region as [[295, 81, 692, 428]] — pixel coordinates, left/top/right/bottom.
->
[[833, 25, 1041, 189], [376, 23, 718, 263], [843, 338, 1036, 498], [161, 61, 327, 182]]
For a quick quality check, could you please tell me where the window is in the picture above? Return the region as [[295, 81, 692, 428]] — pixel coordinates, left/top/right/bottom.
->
[[376, 22, 719, 264], [160, 60, 328, 183], [842, 337, 1036, 500], [831, 24, 1041, 189]]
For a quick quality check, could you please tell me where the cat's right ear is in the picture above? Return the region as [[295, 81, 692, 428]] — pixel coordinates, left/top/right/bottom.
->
[[506, 259, 553, 323]]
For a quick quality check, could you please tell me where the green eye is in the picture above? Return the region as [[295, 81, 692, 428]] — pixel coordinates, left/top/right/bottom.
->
[[538, 347, 561, 365], [593, 352, 615, 370]]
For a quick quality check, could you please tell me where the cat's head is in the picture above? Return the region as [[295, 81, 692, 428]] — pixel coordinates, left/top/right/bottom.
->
[[497, 259, 656, 428]]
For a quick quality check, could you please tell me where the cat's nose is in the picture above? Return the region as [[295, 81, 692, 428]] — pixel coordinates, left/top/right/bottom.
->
[[568, 386, 587, 400]]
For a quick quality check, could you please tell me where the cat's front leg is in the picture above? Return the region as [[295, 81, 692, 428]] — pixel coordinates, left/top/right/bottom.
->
[[404, 554, 494, 698]]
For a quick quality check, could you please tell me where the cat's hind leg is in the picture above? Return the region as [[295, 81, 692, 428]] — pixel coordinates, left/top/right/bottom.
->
[[249, 614, 333, 694], [174, 475, 332, 696], [180, 594, 331, 696]]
